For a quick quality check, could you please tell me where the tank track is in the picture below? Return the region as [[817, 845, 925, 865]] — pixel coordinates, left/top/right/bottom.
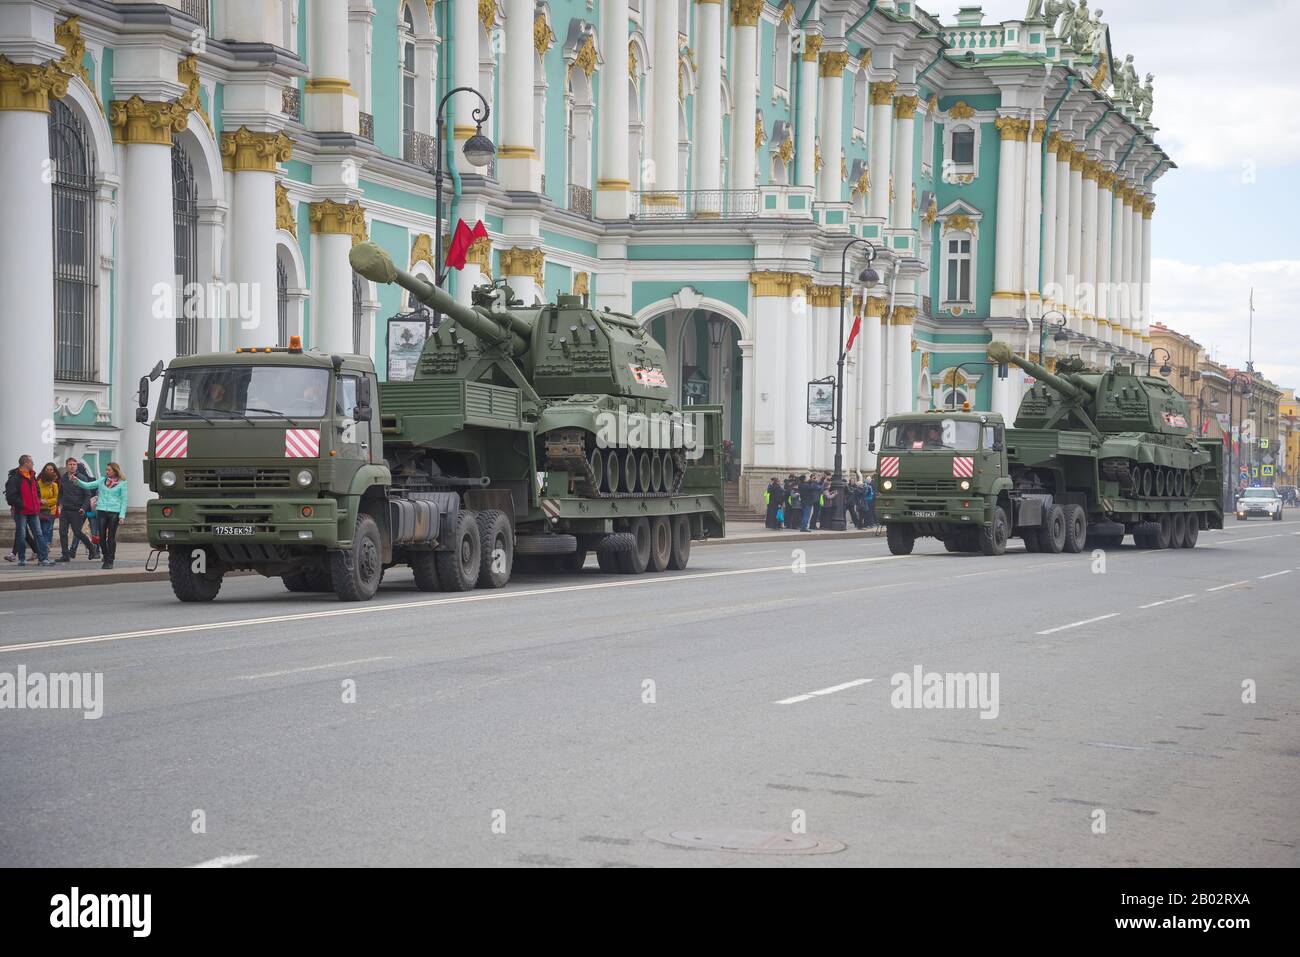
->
[[543, 427, 685, 499], [1100, 458, 1204, 500]]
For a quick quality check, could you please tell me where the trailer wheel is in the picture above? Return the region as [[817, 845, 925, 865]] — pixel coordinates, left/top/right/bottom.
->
[[1062, 505, 1087, 554], [434, 510, 481, 592], [1154, 514, 1173, 549], [1170, 512, 1188, 550], [1022, 531, 1041, 553], [1038, 505, 1067, 554], [668, 515, 692, 570], [329, 513, 383, 601], [1182, 518, 1200, 548], [886, 524, 915, 556], [596, 533, 633, 573], [979, 508, 1009, 556], [168, 545, 223, 602], [648, 516, 672, 572], [410, 550, 441, 591], [560, 548, 588, 572], [617, 517, 652, 573], [475, 510, 513, 589]]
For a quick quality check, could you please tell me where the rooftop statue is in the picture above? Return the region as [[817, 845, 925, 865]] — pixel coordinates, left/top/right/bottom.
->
[[1136, 74, 1155, 121], [1025, 0, 1045, 20], [1069, 0, 1092, 51], [1046, 0, 1076, 38], [1115, 54, 1138, 103]]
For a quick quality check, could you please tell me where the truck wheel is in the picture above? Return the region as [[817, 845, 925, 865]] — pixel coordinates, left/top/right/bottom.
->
[[434, 510, 481, 592], [1038, 505, 1067, 554], [476, 510, 513, 588], [1182, 518, 1200, 548], [596, 533, 634, 573], [329, 513, 383, 602], [616, 518, 652, 573], [979, 507, 1009, 556], [1154, 514, 1173, 549], [1022, 532, 1041, 553], [285, 564, 332, 592], [1062, 505, 1087, 554], [667, 515, 692, 570], [168, 545, 223, 602], [886, 524, 915, 556], [1171, 512, 1187, 548], [560, 548, 588, 572], [410, 551, 440, 591], [943, 535, 963, 553], [648, 516, 672, 572], [283, 570, 313, 593]]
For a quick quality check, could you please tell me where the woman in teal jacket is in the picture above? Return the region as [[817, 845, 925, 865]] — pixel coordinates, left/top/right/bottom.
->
[[74, 461, 127, 569]]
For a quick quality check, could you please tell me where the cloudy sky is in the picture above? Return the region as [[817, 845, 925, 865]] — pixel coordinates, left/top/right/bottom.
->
[[953, 0, 1300, 389]]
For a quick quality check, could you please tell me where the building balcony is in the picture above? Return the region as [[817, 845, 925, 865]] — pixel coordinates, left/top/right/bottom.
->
[[280, 86, 300, 122], [633, 189, 761, 221], [358, 112, 374, 142], [403, 130, 436, 169], [568, 184, 593, 218]]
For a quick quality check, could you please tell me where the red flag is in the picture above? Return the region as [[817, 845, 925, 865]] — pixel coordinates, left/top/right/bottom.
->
[[446, 219, 488, 270], [844, 312, 863, 353]]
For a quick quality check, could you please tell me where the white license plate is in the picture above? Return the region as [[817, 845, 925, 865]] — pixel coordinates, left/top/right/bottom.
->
[[913, 511, 938, 518], [213, 524, 255, 536]]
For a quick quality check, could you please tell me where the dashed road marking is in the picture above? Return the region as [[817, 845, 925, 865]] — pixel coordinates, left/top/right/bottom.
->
[[1258, 570, 1292, 581], [1139, 594, 1195, 609], [776, 678, 873, 705], [1206, 580, 1250, 592], [189, 854, 258, 868], [1036, 613, 1120, 636], [235, 656, 394, 680]]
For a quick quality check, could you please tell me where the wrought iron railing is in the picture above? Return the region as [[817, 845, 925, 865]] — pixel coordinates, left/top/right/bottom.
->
[[178, 0, 209, 30], [633, 189, 761, 220], [403, 129, 436, 168], [358, 112, 374, 141], [568, 184, 592, 217], [281, 86, 300, 121]]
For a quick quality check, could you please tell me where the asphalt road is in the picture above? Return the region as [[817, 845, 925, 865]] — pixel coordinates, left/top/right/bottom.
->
[[1, 523, 1297, 867]]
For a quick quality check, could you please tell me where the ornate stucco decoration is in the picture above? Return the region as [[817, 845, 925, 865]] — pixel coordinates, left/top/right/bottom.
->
[[478, 0, 498, 34], [309, 199, 367, 245], [814, 142, 823, 173], [569, 34, 598, 81], [894, 94, 920, 119], [0, 56, 70, 112], [501, 246, 545, 284], [410, 233, 434, 269], [819, 50, 849, 78], [731, 0, 763, 27], [780, 2, 795, 25], [177, 54, 213, 134], [922, 196, 939, 227], [801, 34, 823, 63], [534, 14, 556, 56], [275, 182, 297, 237], [54, 16, 94, 105], [778, 136, 794, 166], [111, 95, 189, 145], [869, 80, 897, 105], [755, 112, 765, 152], [220, 126, 293, 171], [943, 214, 977, 235], [948, 100, 976, 120], [749, 272, 812, 298], [572, 271, 589, 297], [994, 115, 1030, 141], [628, 41, 638, 77]]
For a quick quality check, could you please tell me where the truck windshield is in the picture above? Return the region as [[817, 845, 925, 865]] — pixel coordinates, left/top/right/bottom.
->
[[882, 419, 981, 451], [160, 367, 331, 419]]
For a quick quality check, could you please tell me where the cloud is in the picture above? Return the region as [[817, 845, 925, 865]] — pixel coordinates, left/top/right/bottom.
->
[[1150, 258, 1300, 388]]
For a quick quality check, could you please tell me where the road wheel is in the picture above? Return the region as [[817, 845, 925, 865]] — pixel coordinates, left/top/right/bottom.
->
[[979, 507, 1009, 556], [1038, 505, 1067, 554], [886, 523, 915, 556], [475, 509, 513, 588], [1154, 514, 1173, 549], [648, 516, 672, 572], [1062, 505, 1087, 554], [560, 548, 588, 572], [667, 514, 692, 570], [1022, 531, 1041, 552], [616, 518, 652, 574], [1155, 468, 1167, 498], [329, 513, 383, 602], [1182, 517, 1200, 548], [1171, 512, 1187, 549], [1141, 467, 1154, 498], [596, 532, 634, 573], [168, 545, 223, 602], [434, 509, 480, 592], [410, 550, 440, 591]]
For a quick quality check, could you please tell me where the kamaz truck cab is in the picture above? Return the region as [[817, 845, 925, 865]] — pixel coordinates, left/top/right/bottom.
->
[[143, 337, 393, 601], [870, 409, 1012, 556]]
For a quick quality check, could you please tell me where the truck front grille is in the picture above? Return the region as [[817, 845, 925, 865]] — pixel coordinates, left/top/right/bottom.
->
[[184, 468, 292, 490], [890, 479, 958, 495]]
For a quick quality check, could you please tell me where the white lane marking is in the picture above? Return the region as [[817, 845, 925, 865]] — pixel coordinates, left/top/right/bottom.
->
[[1215, 534, 1286, 545], [1035, 613, 1120, 636], [1139, 594, 1195, 610], [0, 554, 907, 656], [1206, 580, 1250, 592], [1088, 742, 1218, 758], [1258, 570, 1292, 580], [235, 656, 394, 680], [190, 854, 258, 868], [776, 677, 873, 705]]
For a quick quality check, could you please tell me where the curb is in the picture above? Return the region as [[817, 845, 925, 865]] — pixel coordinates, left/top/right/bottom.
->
[[699, 528, 884, 546]]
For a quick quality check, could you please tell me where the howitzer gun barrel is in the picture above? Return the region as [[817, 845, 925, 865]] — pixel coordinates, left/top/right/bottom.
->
[[987, 340, 1095, 399], [349, 241, 528, 355]]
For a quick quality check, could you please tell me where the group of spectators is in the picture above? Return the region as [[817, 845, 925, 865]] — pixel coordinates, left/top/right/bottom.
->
[[763, 472, 876, 532], [4, 454, 127, 569]]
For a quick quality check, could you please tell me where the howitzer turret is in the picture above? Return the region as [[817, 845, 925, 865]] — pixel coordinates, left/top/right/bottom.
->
[[987, 341, 1094, 402]]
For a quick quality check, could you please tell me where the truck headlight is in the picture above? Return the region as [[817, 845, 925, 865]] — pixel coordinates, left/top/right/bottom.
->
[[882, 479, 893, 491], [296, 469, 313, 487], [960, 479, 971, 491], [161, 470, 177, 487]]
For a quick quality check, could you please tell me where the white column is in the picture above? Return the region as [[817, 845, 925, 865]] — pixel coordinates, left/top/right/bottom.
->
[[891, 92, 918, 227], [1130, 192, 1145, 337], [991, 369, 1012, 420], [693, 0, 723, 193], [304, 0, 358, 134], [1052, 138, 1072, 312], [453, 0, 483, 175], [502, 247, 541, 306], [222, 128, 292, 349], [816, 49, 847, 202], [1111, 185, 1128, 343], [795, 35, 821, 188], [0, 102, 57, 467], [313, 233, 356, 353], [1024, 124, 1044, 304], [868, 81, 894, 220], [223, 0, 282, 42], [750, 292, 787, 467], [786, 282, 810, 468], [889, 304, 915, 414], [596, 0, 631, 217], [1095, 172, 1114, 343], [861, 298, 885, 467], [499, 0, 538, 191], [729, 2, 760, 191], [1140, 200, 1154, 342], [1079, 158, 1099, 338], [650, 0, 679, 194], [992, 116, 1026, 315], [1118, 186, 1134, 339], [1066, 146, 1084, 328], [1041, 135, 1059, 303]]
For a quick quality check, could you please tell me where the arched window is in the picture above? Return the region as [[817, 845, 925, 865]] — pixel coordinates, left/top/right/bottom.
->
[[401, 5, 416, 155], [48, 99, 97, 383], [172, 138, 199, 356], [276, 255, 289, 347], [352, 272, 364, 355]]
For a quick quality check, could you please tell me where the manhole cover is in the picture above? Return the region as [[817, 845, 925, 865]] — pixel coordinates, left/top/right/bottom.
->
[[645, 828, 845, 855]]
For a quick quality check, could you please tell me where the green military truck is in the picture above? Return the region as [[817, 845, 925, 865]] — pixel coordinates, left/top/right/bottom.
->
[[142, 246, 724, 603], [872, 343, 1224, 556]]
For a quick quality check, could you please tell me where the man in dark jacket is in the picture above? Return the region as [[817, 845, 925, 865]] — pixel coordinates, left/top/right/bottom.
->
[[798, 474, 820, 532], [5, 455, 51, 566], [57, 457, 98, 562], [763, 477, 786, 530]]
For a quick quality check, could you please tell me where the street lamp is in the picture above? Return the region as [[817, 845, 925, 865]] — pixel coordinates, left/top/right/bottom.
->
[[1146, 347, 1173, 377], [1039, 309, 1069, 361], [1197, 386, 1219, 436], [432, 86, 495, 287], [1227, 371, 1252, 500], [827, 237, 880, 531]]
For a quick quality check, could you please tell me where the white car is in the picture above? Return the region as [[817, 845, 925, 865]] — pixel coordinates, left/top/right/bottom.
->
[[1236, 487, 1283, 521]]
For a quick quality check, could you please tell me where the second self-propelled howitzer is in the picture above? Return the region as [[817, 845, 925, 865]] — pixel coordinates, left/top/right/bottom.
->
[[988, 341, 1213, 501], [349, 241, 693, 499]]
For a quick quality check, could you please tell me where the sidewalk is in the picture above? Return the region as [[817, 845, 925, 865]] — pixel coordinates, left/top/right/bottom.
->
[[0, 524, 884, 593]]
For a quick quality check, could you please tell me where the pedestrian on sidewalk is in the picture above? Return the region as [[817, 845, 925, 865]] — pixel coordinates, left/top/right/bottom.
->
[[763, 477, 786, 530], [863, 476, 876, 528], [798, 474, 819, 532], [72, 461, 127, 569], [37, 461, 61, 554], [57, 457, 98, 562], [5, 455, 53, 566]]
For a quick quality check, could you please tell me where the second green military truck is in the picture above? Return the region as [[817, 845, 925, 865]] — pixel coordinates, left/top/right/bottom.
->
[[872, 343, 1224, 556], [142, 243, 724, 602]]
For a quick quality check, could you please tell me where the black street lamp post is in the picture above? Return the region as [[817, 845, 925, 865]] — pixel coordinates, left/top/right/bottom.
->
[[1146, 347, 1173, 378], [1226, 371, 1252, 506], [825, 238, 880, 531], [1039, 310, 1069, 361], [431, 86, 495, 287]]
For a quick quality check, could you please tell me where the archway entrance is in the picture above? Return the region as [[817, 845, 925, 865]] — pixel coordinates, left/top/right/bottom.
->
[[646, 309, 744, 480]]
